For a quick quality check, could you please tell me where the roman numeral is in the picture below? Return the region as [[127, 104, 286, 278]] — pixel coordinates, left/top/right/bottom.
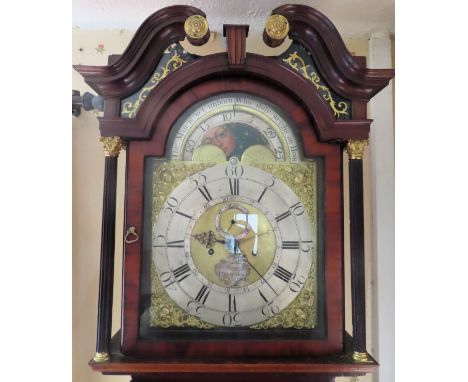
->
[[195, 284, 210, 304], [258, 289, 268, 303], [275, 210, 291, 222], [176, 211, 192, 219], [229, 178, 239, 196], [282, 241, 300, 249], [166, 240, 184, 248], [173, 264, 191, 283], [257, 187, 267, 203], [273, 266, 293, 283], [228, 294, 237, 312], [198, 185, 212, 202]]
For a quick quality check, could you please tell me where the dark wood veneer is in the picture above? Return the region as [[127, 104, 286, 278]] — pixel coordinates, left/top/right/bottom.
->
[[223, 24, 249, 67], [95, 156, 118, 356]]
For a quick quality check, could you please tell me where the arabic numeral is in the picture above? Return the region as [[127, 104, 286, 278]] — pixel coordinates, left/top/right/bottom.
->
[[274, 147, 284, 160], [190, 173, 207, 188], [164, 196, 179, 215], [261, 302, 280, 316], [225, 158, 244, 177], [291, 202, 305, 216], [222, 313, 241, 327], [185, 139, 196, 153], [289, 275, 307, 293], [266, 127, 276, 138]]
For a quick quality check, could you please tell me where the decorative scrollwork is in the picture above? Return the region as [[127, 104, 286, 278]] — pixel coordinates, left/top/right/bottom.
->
[[283, 51, 349, 118], [121, 48, 188, 118]]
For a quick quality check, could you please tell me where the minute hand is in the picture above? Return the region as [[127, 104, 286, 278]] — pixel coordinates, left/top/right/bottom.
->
[[243, 253, 278, 296]]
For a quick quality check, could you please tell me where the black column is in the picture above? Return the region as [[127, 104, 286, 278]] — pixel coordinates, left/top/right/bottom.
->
[[94, 155, 118, 361], [349, 158, 367, 356]]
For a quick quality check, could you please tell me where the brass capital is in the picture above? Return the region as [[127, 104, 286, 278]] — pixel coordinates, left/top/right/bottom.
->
[[184, 15, 209, 40], [346, 139, 368, 160], [93, 352, 110, 362], [100, 136, 126, 157], [265, 14, 289, 40], [352, 351, 372, 363]]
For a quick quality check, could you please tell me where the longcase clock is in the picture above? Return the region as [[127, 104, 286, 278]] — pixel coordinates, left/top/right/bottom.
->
[[74, 4, 394, 382]]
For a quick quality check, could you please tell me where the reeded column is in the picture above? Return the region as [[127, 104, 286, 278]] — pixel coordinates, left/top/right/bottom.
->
[[93, 136, 125, 363], [346, 139, 371, 362]]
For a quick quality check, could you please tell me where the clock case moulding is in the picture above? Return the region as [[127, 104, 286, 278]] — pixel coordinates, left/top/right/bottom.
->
[[74, 4, 394, 381]]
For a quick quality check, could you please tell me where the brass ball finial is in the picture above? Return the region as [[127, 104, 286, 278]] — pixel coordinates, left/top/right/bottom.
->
[[184, 15, 210, 46], [263, 14, 289, 47]]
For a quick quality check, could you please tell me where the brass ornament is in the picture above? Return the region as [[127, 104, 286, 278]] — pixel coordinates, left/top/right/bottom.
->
[[192, 144, 227, 162], [352, 351, 372, 363], [150, 261, 215, 329], [346, 139, 368, 160], [283, 52, 349, 118], [100, 136, 125, 157], [121, 50, 188, 118], [184, 15, 209, 40], [241, 145, 276, 163], [265, 14, 289, 40], [150, 161, 318, 329], [93, 352, 110, 362]]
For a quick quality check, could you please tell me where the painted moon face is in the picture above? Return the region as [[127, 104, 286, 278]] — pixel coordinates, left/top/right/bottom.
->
[[168, 93, 301, 163]]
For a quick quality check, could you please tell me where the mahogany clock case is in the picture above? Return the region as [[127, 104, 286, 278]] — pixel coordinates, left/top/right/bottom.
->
[[73, 4, 394, 380], [121, 77, 344, 358]]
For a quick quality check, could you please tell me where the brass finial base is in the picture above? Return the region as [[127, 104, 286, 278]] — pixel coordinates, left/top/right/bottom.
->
[[184, 15, 210, 46], [352, 351, 372, 363], [93, 352, 110, 363], [263, 14, 289, 47]]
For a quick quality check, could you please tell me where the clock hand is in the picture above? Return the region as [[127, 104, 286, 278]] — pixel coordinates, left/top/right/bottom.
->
[[240, 245, 278, 296], [192, 231, 226, 248], [239, 229, 275, 242]]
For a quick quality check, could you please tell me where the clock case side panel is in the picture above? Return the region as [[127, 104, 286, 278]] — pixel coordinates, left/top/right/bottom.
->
[[121, 77, 344, 358]]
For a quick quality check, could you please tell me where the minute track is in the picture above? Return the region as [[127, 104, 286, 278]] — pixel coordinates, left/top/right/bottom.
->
[[152, 161, 314, 327]]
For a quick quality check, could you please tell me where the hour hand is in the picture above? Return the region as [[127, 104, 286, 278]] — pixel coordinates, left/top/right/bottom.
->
[[192, 230, 225, 248]]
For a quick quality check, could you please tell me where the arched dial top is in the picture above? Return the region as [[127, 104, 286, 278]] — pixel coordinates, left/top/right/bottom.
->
[[152, 159, 314, 327], [167, 93, 301, 163]]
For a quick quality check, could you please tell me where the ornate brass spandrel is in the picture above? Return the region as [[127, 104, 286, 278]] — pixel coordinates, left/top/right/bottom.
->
[[282, 48, 349, 119], [120, 44, 192, 118], [265, 14, 289, 40], [346, 139, 368, 160], [100, 136, 126, 157], [150, 261, 215, 329], [150, 160, 318, 329], [184, 15, 209, 40]]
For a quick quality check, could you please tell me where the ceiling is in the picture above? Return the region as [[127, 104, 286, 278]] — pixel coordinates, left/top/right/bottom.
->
[[72, 0, 395, 38]]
